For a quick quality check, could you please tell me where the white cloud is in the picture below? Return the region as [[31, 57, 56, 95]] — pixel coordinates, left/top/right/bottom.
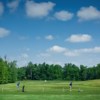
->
[[77, 6, 100, 21], [75, 47, 100, 53], [66, 34, 92, 43], [45, 35, 54, 40], [48, 45, 78, 57], [7, 0, 19, 12], [47, 45, 100, 57], [0, 2, 4, 16], [0, 27, 10, 38], [64, 51, 79, 57], [26, 1, 55, 18], [94, 47, 100, 53], [48, 45, 66, 53], [16, 46, 100, 66], [54, 10, 73, 21]]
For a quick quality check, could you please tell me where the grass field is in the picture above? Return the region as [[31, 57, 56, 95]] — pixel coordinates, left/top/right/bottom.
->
[[0, 80, 100, 100]]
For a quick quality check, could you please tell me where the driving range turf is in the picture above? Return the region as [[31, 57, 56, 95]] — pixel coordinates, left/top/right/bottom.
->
[[0, 80, 100, 100]]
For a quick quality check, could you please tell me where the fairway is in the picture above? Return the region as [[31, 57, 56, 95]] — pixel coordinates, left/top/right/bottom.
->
[[0, 80, 100, 100]]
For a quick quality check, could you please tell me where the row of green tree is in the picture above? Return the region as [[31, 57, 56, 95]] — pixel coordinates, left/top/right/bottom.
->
[[0, 57, 100, 84], [18, 62, 100, 81]]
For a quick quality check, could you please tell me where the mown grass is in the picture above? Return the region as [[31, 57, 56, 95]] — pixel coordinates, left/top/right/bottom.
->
[[0, 80, 100, 100]]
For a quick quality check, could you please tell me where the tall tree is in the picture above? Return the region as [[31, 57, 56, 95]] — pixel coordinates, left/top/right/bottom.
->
[[0, 58, 8, 84], [96, 64, 100, 79], [17, 67, 26, 80], [26, 62, 34, 80], [79, 65, 87, 81], [63, 63, 79, 80], [8, 61, 17, 83]]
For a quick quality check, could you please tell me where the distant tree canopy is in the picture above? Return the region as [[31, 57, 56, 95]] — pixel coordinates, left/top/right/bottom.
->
[[0, 57, 100, 84]]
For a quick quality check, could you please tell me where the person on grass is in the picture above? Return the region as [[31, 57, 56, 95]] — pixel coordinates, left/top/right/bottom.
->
[[22, 85, 25, 92], [69, 81, 72, 91], [16, 81, 20, 90]]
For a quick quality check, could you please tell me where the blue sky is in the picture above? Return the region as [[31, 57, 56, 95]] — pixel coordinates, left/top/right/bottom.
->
[[0, 0, 100, 67]]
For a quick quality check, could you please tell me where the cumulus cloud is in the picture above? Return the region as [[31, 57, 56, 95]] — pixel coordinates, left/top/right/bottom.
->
[[47, 45, 79, 57], [54, 10, 74, 21], [26, 1, 55, 18], [45, 35, 54, 40], [48, 45, 66, 53], [75, 47, 100, 53], [47, 45, 100, 57], [66, 34, 92, 43], [0, 27, 10, 38], [7, 0, 19, 12], [77, 6, 100, 21], [64, 51, 79, 57], [0, 2, 4, 16], [66, 46, 100, 57]]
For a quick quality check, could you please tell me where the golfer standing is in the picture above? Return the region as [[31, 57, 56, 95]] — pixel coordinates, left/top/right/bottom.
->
[[69, 81, 72, 91], [22, 85, 25, 92], [16, 81, 20, 90]]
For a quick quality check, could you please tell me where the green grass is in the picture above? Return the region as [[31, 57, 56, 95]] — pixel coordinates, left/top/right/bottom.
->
[[0, 80, 100, 100]]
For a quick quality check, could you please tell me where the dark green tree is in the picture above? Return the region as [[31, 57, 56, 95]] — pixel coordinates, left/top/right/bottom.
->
[[79, 65, 87, 81], [0, 58, 8, 84], [17, 67, 26, 80], [8, 61, 17, 83]]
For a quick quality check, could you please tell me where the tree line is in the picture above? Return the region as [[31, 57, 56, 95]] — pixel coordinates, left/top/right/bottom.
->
[[0, 57, 100, 84]]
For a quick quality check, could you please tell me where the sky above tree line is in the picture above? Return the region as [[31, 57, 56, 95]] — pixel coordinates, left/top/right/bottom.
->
[[0, 0, 100, 67]]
